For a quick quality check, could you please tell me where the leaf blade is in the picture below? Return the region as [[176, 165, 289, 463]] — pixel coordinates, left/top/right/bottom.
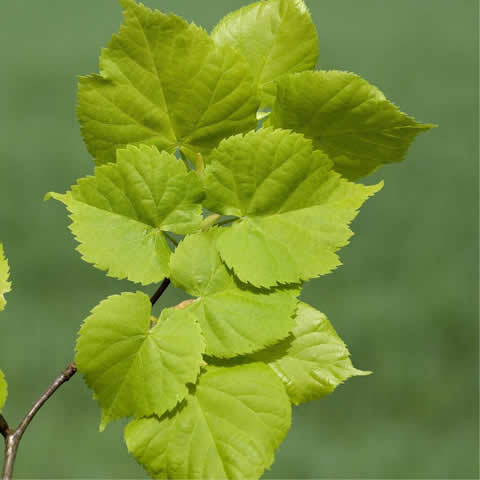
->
[[0, 244, 11, 312], [48, 145, 204, 285], [270, 71, 435, 180], [169, 229, 298, 357], [212, 0, 319, 108], [75, 292, 205, 430], [125, 363, 291, 480], [254, 302, 370, 404], [0, 369, 7, 414], [204, 128, 382, 287], [78, 0, 259, 164]]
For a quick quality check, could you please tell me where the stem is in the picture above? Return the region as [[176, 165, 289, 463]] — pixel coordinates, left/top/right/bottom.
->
[[150, 277, 171, 307], [1, 276, 172, 478], [1, 362, 77, 480]]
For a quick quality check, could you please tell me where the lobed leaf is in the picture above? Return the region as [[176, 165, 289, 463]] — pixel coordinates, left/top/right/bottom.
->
[[125, 363, 291, 480], [78, 0, 259, 164], [169, 229, 298, 357], [204, 128, 382, 287], [253, 302, 370, 404], [75, 292, 205, 431], [212, 0, 318, 108], [48, 145, 203, 285], [270, 71, 435, 180], [0, 369, 7, 413], [0, 243, 11, 312]]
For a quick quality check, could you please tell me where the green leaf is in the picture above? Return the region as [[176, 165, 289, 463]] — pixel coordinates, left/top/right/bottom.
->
[[253, 302, 370, 404], [204, 128, 382, 287], [48, 145, 203, 285], [78, 0, 259, 164], [75, 291, 205, 431], [270, 71, 435, 180], [212, 0, 318, 108], [0, 243, 11, 312], [0, 369, 7, 413], [125, 363, 291, 480], [169, 229, 298, 357]]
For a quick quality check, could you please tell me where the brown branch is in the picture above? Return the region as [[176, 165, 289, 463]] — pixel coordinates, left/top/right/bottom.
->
[[1, 362, 77, 480]]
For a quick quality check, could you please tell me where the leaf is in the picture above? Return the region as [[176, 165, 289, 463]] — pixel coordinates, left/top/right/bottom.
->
[[75, 292, 205, 431], [211, 0, 318, 108], [253, 302, 370, 404], [78, 0, 259, 164], [0, 243, 11, 312], [169, 229, 298, 357], [125, 363, 291, 480], [204, 128, 382, 287], [270, 71, 435, 180], [48, 145, 203, 285], [0, 369, 7, 413]]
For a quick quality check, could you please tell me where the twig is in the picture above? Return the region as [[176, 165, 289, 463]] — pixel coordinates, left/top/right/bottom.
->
[[150, 277, 171, 306], [1, 279, 171, 478], [1, 362, 77, 480]]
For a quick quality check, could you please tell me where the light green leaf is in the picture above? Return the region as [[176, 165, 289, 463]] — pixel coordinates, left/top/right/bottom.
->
[[204, 128, 382, 287], [270, 71, 435, 180], [0, 369, 7, 413], [253, 302, 370, 404], [48, 145, 203, 285], [212, 0, 318, 108], [75, 292, 205, 431], [78, 0, 259, 164], [169, 229, 298, 357], [0, 243, 11, 312], [125, 363, 291, 480]]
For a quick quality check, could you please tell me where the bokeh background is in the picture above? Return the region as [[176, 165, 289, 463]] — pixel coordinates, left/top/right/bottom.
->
[[1, 0, 478, 478]]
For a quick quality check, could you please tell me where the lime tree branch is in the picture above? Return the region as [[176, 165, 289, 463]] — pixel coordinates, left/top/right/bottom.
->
[[1, 278, 171, 480]]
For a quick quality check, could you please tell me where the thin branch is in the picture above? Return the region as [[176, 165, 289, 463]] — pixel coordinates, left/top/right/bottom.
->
[[150, 278, 171, 306], [1, 362, 77, 480]]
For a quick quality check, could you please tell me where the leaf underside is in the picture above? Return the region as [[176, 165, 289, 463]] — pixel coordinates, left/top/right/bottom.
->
[[253, 302, 370, 404], [75, 292, 205, 431], [125, 363, 291, 480]]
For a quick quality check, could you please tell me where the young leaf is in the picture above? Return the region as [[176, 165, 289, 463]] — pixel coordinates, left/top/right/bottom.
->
[[0, 243, 11, 312], [75, 292, 205, 431], [211, 0, 318, 108], [78, 0, 259, 164], [204, 128, 382, 287], [169, 229, 298, 357], [253, 302, 370, 405], [48, 145, 203, 285], [270, 71, 435, 180], [0, 369, 7, 413], [125, 363, 291, 480]]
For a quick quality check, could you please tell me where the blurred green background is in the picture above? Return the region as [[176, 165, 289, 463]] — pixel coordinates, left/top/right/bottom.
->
[[0, 0, 478, 478]]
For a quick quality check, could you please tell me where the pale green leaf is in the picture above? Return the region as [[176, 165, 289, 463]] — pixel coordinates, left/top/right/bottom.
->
[[0, 369, 7, 413], [125, 363, 291, 480], [0, 244, 11, 312], [75, 292, 205, 431], [48, 145, 203, 285], [78, 0, 259, 164], [212, 0, 318, 108], [204, 128, 382, 287], [270, 71, 435, 180], [253, 302, 370, 404], [169, 229, 298, 357]]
